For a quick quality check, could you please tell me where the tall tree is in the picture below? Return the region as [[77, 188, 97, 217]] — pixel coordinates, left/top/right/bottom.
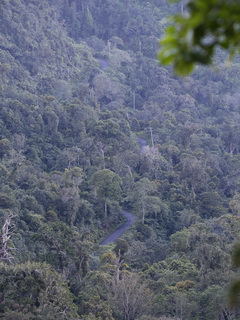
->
[[90, 169, 122, 217], [128, 178, 164, 224]]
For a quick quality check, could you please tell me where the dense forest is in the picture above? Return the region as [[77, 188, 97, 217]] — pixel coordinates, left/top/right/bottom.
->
[[1, 0, 240, 319]]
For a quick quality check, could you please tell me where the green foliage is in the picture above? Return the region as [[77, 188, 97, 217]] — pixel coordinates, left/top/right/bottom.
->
[[229, 279, 240, 307], [232, 244, 240, 268], [126, 177, 164, 224], [229, 244, 240, 307], [170, 229, 190, 253], [113, 239, 129, 256], [159, 0, 240, 75], [0, 138, 11, 159], [90, 169, 122, 217], [1, 0, 240, 318], [0, 262, 79, 319], [0, 193, 16, 209]]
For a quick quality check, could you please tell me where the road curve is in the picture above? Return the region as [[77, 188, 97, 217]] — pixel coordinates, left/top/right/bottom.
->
[[98, 58, 108, 70], [99, 211, 137, 245]]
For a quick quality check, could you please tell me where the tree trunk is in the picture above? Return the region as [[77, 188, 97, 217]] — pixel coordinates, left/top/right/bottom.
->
[[190, 184, 196, 202], [104, 198, 107, 218], [0, 213, 16, 263], [116, 251, 123, 284], [141, 201, 145, 224], [132, 90, 136, 109], [101, 148, 105, 169], [180, 1, 184, 14]]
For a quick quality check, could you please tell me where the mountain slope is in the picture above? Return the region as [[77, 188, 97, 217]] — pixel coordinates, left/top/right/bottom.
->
[[1, 0, 240, 319]]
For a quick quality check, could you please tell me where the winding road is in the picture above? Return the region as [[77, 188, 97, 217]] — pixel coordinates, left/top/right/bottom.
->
[[99, 211, 137, 245], [99, 138, 147, 245]]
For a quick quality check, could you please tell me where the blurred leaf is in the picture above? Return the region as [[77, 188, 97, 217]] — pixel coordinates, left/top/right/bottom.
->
[[232, 244, 240, 268], [159, 0, 240, 75], [229, 279, 240, 307]]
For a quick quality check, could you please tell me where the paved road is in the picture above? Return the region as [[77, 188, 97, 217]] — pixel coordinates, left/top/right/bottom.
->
[[99, 211, 137, 245], [137, 137, 147, 148], [98, 58, 108, 70]]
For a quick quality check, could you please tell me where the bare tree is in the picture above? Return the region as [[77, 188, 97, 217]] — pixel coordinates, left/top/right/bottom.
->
[[0, 212, 17, 263], [108, 273, 153, 320]]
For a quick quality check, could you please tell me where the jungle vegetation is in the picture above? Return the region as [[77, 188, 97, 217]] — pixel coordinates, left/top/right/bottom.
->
[[1, 0, 240, 319]]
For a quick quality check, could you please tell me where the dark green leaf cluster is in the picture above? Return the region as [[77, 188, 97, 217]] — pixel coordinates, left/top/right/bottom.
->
[[159, 0, 240, 75], [0, 262, 79, 319]]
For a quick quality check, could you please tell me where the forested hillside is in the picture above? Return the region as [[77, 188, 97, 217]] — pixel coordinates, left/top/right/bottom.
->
[[1, 0, 240, 319]]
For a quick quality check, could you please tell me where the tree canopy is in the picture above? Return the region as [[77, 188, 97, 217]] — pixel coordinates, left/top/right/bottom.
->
[[2, 0, 240, 318]]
